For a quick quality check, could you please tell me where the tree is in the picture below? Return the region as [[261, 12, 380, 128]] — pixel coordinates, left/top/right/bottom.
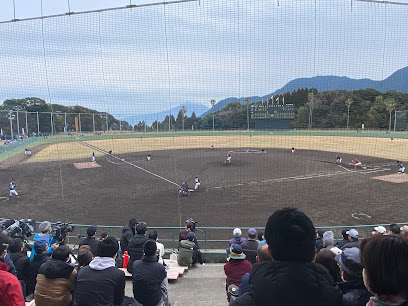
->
[[384, 97, 397, 131], [345, 98, 353, 129]]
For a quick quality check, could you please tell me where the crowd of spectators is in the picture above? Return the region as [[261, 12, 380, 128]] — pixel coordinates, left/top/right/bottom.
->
[[2, 212, 408, 305]]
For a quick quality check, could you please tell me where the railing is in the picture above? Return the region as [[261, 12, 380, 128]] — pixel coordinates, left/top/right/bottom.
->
[[2, 219, 404, 251]]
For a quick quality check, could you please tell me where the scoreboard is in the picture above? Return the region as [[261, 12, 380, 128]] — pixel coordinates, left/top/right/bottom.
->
[[251, 104, 295, 129]]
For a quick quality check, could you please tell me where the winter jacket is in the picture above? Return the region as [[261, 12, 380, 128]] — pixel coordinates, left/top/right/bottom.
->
[[231, 261, 343, 306], [240, 239, 259, 265], [224, 259, 252, 287], [177, 240, 194, 266], [0, 261, 25, 306], [30, 234, 56, 259], [341, 240, 360, 250], [132, 255, 167, 306], [127, 234, 148, 273], [336, 239, 350, 249], [73, 257, 125, 306], [35, 258, 77, 306], [78, 237, 99, 256], [9, 252, 30, 284], [120, 225, 134, 252], [27, 252, 51, 295], [228, 237, 247, 246], [337, 278, 371, 306]]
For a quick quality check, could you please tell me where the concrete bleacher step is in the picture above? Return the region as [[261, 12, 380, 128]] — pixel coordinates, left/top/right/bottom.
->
[[119, 260, 189, 281]]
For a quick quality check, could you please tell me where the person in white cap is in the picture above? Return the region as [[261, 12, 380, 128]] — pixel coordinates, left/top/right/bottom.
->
[[400, 225, 408, 240], [341, 229, 360, 250], [372, 226, 387, 235]]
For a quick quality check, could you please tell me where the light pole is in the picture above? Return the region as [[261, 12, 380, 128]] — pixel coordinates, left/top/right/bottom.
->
[[211, 99, 216, 131], [245, 97, 250, 131]]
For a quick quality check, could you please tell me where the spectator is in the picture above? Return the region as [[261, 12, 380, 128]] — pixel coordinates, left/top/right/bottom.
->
[[224, 244, 252, 300], [315, 229, 325, 251], [389, 223, 401, 235], [30, 221, 57, 259], [99, 231, 109, 241], [7, 238, 30, 299], [337, 229, 350, 249], [35, 245, 77, 306], [27, 239, 51, 296], [322, 231, 335, 250], [120, 218, 137, 252], [231, 207, 343, 306], [0, 235, 25, 306], [315, 249, 342, 282], [361, 234, 408, 305], [127, 222, 148, 274], [372, 226, 387, 235], [257, 231, 265, 244], [228, 228, 247, 246], [78, 225, 99, 256], [341, 229, 360, 250], [240, 228, 258, 264], [177, 234, 194, 267], [401, 225, 408, 240], [238, 242, 272, 296], [187, 232, 204, 266], [335, 247, 370, 306], [179, 221, 196, 242], [76, 245, 94, 271], [149, 231, 165, 265], [132, 240, 169, 306], [74, 236, 132, 306]]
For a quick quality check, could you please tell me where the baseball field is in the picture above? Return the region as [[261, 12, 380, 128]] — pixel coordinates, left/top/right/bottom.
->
[[0, 132, 407, 231]]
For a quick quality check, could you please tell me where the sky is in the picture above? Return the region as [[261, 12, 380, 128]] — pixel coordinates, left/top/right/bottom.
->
[[0, 0, 407, 121]]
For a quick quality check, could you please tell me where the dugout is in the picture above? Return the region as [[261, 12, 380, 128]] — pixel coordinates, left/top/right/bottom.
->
[[251, 104, 295, 130]]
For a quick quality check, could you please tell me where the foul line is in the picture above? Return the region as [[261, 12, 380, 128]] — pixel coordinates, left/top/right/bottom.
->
[[79, 141, 180, 187]]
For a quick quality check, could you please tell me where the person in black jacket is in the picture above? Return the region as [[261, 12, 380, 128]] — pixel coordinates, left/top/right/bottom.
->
[[8, 238, 30, 298], [231, 207, 343, 306], [27, 239, 51, 296], [119, 218, 137, 253], [132, 240, 169, 306], [127, 222, 148, 274], [73, 236, 131, 306], [78, 225, 99, 256]]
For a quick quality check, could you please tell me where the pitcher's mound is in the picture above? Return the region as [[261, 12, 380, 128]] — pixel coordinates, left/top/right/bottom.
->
[[74, 162, 101, 169], [373, 173, 408, 183]]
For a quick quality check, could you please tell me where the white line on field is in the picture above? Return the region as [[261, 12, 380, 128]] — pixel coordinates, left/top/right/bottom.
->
[[79, 141, 180, 187]]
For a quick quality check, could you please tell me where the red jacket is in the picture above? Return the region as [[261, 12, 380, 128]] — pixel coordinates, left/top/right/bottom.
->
[[224, 258, 252, 287], [0, 261, 25, 306]]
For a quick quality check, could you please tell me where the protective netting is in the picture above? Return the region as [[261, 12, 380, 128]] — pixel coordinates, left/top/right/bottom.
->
[[0, 0, 407, 231]]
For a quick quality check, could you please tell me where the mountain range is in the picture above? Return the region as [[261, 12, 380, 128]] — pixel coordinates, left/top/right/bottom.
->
[[200, 65, 408, 117]]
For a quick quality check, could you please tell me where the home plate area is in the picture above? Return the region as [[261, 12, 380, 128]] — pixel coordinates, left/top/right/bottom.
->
[[373, 173, 408, 183], [73, 162, 101, 169]]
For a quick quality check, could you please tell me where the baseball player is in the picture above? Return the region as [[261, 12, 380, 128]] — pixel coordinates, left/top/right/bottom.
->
[[336, 156, 342, 163], [9, 182, 19, 199], [226, 152, 231, 163], [291, 147, 295, 154], [194, 176, 201, 191], [92, 152, 95, 163], [147, 153, 151, 162], [397, 161, 405, 174], [352, 158, 362, 169]]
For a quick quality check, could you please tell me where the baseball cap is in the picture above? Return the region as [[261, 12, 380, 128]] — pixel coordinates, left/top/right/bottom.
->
[[87, 226, 97, 237], [34, 239, 48, 253], [39, 221, 52, 233], [248, 228, 257, 237], [335, 247, 362, 278], [229, 244, 246, 260], [373, 226, 387, 234], [233, 228, 242, 237], [346, 229, 359, 239], [401, 225, 408, 234]]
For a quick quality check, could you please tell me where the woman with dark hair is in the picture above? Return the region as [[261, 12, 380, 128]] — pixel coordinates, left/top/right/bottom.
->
[[315, 249, 342, 283], [361, 234, 408, 306]]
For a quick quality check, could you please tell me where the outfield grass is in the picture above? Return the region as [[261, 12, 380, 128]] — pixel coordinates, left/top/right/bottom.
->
[[26, 133, 408, 163]]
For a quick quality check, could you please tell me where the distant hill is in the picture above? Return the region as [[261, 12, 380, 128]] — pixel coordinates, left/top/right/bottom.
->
[[121, 102, 209, 125], [201, 65, 408, 117]]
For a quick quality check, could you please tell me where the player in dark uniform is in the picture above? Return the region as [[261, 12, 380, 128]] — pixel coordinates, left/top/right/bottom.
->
[[397, 161, 405, 174], [179, 182, 190, 196]]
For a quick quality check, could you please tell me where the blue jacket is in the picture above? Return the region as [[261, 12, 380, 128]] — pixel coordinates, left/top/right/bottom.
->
[[29, 234, 56, 259]]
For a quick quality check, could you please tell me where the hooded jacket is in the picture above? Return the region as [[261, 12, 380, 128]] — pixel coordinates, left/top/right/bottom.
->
[[29, 233, 56, 259], [231, 261, 343, 306], [0, 261, 25, 306], [8, 252, 30, 283], [35, 258, 76, 306], [73, 257, 125, 306], [127, 234, 148, 273], [132, 255, 167, 306], [177, 240, 194, 266], [119, 225, 134, 252]]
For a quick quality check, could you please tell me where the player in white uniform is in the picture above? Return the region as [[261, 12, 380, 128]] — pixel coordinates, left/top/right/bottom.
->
[[226, 152, 231, 163], [9, 182, 19, 199], [194, 176, 201, 191], [92, 152, 95, 163], [147, 153, 151, 162], [397, 161, 405, 174], [291, 147, 295, 154], [336, 156, 342, 163]]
